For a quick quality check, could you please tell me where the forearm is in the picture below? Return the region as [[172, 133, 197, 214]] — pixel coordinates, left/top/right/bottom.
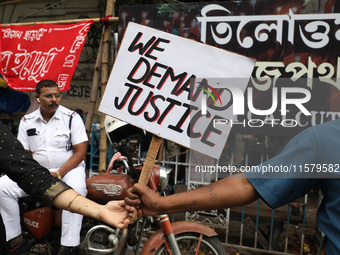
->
[[57, 142, 86, 177], [54, 189, 136, 229], [52, 189, 103, 219], [159, 173, 260, 214], [57, 156, 83, 176]]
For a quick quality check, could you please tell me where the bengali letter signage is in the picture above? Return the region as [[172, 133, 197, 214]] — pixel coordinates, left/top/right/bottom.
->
[[117, 1, 340, 136], [0, 21, 93, 92]]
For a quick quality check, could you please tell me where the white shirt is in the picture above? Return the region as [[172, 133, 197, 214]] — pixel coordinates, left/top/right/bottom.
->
[[18, 105, 88, 169]]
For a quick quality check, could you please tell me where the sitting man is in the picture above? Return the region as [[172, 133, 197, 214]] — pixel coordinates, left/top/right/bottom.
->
[[0, 80, 88, 255]]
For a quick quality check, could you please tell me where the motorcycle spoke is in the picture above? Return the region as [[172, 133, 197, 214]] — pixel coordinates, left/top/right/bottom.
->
[[178, 239, 207, 254], [168, 239, 215, 254]]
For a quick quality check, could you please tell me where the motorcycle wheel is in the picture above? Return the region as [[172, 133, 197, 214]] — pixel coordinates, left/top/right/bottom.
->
[[154, 232, 227, 255]]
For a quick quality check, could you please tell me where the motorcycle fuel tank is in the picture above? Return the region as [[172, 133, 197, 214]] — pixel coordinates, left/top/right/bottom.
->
[[86, 174, 135, 204]]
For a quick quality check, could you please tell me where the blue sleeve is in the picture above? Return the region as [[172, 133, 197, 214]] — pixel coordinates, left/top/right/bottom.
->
[[245, 128, 319, 208]]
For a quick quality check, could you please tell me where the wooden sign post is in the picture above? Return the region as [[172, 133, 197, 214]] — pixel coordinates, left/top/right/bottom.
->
[[138, 135, 163, 185]]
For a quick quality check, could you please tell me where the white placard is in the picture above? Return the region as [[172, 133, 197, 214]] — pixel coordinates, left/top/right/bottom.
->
[[99, 22, 255, 159]]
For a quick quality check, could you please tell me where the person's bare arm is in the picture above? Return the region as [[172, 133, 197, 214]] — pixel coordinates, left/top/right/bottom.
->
[[52, 189, 136, 229], [51, 142, 86, 178], [125, 173, 260, 216]]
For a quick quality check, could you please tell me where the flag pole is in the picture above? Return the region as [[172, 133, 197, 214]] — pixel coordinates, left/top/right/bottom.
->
[[85, 28, 105, 140], [1, 16, 118, 27], [98, 0, 116, 173]]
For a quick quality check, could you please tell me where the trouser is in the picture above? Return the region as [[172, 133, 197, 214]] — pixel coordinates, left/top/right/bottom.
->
[[0, 165, 87, 247]]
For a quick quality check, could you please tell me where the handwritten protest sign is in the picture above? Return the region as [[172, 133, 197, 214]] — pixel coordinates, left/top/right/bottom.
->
[[99, 22, 255, 159]]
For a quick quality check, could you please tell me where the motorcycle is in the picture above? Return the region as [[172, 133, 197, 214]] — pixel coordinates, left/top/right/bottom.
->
[[0, 116, 227, 255], [16, 197, 63, 254], [6, 152, 225, 255], [84, 153, 227, 255], [82, 116, 227, 255]]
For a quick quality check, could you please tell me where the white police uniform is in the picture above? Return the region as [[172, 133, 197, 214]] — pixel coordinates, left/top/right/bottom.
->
[[0, 105, 88, 247]]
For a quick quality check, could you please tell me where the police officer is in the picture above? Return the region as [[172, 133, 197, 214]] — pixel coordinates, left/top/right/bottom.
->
[[0, 80, 87, 255], [0, 123, 134, 254]]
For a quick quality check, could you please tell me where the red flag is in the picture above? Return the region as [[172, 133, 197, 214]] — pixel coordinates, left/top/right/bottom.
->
[[0, 21, 93, 92]]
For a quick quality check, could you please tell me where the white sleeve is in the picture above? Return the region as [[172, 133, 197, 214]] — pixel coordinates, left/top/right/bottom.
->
[[70, 113, 88, 145]]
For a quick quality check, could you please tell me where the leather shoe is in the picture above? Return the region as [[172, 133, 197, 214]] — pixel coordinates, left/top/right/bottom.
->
[[7, 238, 30, 254]]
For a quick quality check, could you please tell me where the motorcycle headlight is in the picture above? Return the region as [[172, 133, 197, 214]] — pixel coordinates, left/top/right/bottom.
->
[[158, 166, 172, 193]]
